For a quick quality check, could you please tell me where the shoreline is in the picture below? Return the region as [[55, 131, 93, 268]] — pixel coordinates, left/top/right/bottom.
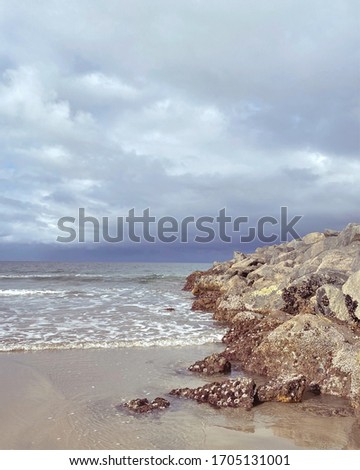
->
[[0, 345, 359, 450]]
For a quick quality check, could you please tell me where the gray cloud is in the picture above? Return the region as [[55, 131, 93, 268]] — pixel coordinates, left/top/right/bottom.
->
[[0, 0, 359, 259]]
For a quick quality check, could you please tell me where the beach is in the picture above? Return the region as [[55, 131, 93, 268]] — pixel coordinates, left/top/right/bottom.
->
[[1, 346, 359, 450], [1, 261, 360, 450]]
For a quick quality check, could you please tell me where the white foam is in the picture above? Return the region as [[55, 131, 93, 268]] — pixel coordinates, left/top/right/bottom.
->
[[0, 335, 224, 352], [0, 262, 225, 353], [0, 289, 65, 296]]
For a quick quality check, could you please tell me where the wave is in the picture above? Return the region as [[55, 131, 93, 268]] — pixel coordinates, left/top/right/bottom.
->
[[0, 336, 223, 352], [136, 274, 176, 282], [0, 274, 104, 281], [0, 287, 144, 297], [0, 273, 183, 284], [0, 289, 68, 297]]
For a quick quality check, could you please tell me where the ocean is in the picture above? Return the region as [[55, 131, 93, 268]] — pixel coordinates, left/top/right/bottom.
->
[[0, 262, 225, 352]]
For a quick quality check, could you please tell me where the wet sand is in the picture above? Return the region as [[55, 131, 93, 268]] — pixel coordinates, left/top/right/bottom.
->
[[0, 345, 359, 450]]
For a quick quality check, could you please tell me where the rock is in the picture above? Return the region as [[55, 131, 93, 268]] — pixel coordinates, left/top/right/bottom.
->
[[307, 240, 327, 259], [230, 310, 264, 326], [282, 273, 348, 315], [316, 250, 354, 274], [121, 397, 170, 413], [243, 314, 360, 403], [256, 375, 307, 403], [190, 264, 236, 312], [316, 284, 349, 322], [191, 290, 221, 311], [164, 307, 175, 312], [308, 382, 321, 395], [342, 271, 360, 322], [169, 377, 256, 410], [223, 310, 292, 366], [324, 229, 340, 237], [282, 275, 321, 315], [182, 271, 206, 291], [234, 251, 247, 262], [188, 353, 231, 375], [302, 232, 325, 245], [151, 397, 171, 409], [344, 295, 360, 324], [238, 282, 284, 311], [213, 292, 246, 321], [337, 223, 360, 247], [222, 275, 247, 293]]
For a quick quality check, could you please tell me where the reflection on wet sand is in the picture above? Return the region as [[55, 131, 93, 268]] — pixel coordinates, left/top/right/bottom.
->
[[0, 347, 359, 450], [262, 395, 360, 450]]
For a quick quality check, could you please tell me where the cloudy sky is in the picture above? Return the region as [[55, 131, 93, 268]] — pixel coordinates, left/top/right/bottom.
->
[[0, 0, 359, 261]]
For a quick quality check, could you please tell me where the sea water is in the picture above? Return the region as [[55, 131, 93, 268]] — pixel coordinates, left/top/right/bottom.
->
[[0, 262, 225, 352]]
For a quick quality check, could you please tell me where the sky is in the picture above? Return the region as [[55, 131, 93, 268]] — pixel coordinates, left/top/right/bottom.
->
[[0, 0, 359, 261]]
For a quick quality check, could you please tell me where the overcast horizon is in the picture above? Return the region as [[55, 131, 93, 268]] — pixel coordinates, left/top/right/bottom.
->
[[0, 0, 359, 262]]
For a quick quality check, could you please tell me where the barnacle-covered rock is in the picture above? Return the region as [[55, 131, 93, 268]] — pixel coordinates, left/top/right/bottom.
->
[[120, 397, 170, 413], [188, 353, 231, 375], [170, 377, 256, 410], [256, 375, 307, 403]]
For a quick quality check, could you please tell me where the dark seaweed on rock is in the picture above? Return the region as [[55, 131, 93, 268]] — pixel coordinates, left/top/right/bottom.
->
[[345, 294, 360, 325]]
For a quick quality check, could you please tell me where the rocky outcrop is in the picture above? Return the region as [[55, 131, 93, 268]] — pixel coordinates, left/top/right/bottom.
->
[[186, 223, 360, 408]]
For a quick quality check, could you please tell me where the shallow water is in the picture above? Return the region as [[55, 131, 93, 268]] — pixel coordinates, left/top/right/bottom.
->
[[0, 347, 359, 450], [0, 262, 225, 351]]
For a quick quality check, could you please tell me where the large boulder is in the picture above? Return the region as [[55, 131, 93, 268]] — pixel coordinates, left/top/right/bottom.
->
[[315, 250, 355, 274], [337, 223, 360, 247], [223, 310, 291, 366], [243, 314, 360, 405], [315, 284, 349, 322]]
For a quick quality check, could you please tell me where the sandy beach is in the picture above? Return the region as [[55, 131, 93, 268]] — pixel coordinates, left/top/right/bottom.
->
[[1, 345, 359, 450]]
